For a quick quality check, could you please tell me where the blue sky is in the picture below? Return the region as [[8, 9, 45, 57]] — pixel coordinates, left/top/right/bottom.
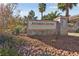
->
[[14, 3, 79, 19]]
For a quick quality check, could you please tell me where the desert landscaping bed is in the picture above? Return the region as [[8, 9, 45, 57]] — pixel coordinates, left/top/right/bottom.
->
[[17, 34, 79, 56], [0, 33, 79, 56]]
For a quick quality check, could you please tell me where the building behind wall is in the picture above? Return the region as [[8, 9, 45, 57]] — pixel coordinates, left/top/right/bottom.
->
[[68, 15, 79, 32]]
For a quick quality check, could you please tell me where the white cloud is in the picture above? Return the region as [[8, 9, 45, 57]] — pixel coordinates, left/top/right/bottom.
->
[[13, 9, 29, 17], [47, 3, 58, 11], [77, 3, 79, 7], [49, 6, 57, 9], [20, 10, 29, 17]]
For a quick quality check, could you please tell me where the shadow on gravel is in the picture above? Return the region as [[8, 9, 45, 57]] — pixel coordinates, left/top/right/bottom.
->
[[28, 35, 79, 52]]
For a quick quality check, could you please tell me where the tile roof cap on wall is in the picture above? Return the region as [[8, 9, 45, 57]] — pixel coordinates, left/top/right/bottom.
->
[[54, 16, 68, 22]]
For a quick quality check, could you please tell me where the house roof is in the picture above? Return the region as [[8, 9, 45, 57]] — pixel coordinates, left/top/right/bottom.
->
[[69, 15, 79, 20]]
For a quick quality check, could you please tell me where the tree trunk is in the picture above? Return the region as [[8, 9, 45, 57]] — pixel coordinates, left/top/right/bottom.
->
[[66, 7, 69, 22], [41, 13, 43, 20]]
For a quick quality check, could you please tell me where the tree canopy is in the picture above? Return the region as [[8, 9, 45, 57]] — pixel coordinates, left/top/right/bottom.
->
[[38, 3, 46, 20], [43, 11, 61, 20]]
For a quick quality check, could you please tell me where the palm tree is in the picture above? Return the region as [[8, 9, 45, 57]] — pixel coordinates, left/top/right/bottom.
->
[[38, 3, 46, 20], [49, 11, 61, 19], [28, 10, 35, 20], [43, 11, 61, 20], [58, 3, 77, 22]]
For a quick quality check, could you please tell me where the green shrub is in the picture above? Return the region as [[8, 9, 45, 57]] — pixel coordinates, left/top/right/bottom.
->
[[76, 28, 79, 33], [0, 33, 26, 56], [13, 26, 22, 35], [0, 48, 18, 56]]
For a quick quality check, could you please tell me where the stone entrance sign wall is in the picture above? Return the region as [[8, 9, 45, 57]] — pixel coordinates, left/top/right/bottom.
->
[[27, 16, 68, 36], [54, 17, 68, 35], [27, 20, 57, 35]]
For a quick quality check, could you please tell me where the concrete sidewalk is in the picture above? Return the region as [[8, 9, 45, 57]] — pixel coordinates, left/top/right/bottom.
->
[[68, 33, 79, 37]]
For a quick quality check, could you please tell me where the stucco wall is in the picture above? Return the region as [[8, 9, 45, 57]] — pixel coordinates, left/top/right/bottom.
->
[[27, 20, 57, 35], [27, 17, 68, 36]]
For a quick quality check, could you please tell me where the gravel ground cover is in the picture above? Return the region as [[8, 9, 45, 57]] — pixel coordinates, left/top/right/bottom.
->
[[17, 34, 79, 56]]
